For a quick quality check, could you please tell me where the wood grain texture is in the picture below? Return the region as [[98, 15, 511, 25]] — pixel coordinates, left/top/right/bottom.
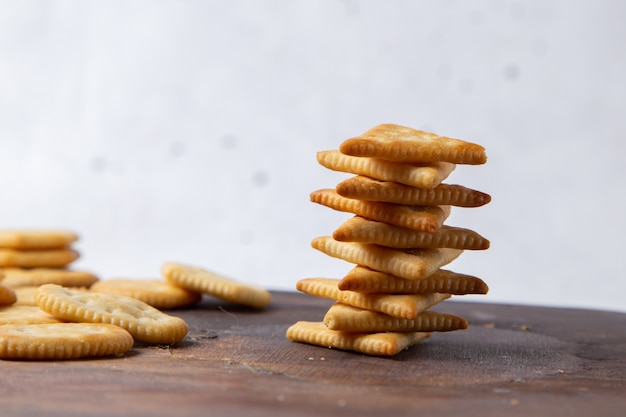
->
[[1, 291, 625, 417]]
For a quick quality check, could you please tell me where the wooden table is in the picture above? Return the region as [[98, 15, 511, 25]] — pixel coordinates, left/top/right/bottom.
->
[[1, 291, 625, 416]]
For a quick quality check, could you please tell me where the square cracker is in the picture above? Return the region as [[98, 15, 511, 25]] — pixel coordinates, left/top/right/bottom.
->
[[286, 321, 430, 356], [339, 123, 487, 165]]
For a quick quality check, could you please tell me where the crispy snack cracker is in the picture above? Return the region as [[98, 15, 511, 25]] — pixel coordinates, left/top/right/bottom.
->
[[12, 286, 39, 306], [0, 249, 79, 268], [336, 176, 491, 207], [35, 284, 188, 345], [323, 303, 468, 332], [311, 189, 450, 233], [338, 266, 489, 295], [339, 124, 487, 165], [296, 277, 449, 319], [311, 236, 463, 281], [0, 323, 134, 360], [91, 279, 202, 310], [0, 284, 17, 306], [161, 262, 271, 309], [333, 216, 490, 250], [0, 305, 65, 325], [316, 150, 455, 189], [0, 230, 78, 250], [286, 321, 430, 356], [0, 268, 99, 288]]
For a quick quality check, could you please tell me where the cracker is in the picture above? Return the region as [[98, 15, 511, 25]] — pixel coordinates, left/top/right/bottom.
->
[[296, 278, 449, 319], [310, 189, 450, 233], [323, 303, 468, 332], [0, 323, 134, 360], [0, 284, 17, 306], [34, 284, 188, 345], [336, 176, 491, 207], [0, 268, 99, 288], [339, 124, 487, 165], [316, 150, 456, 189], [338, 266, 490, 294], [161, 262, 271, 309], [286, 321, 430, 356], [311, 236, 463, 281], [0, 248, 79, 268], [333, 216, 490, 250], [0, 305, 65, 325], [90, 279, 202, 310], [0, 230, 78, 250], [12, 286, 39, 306]]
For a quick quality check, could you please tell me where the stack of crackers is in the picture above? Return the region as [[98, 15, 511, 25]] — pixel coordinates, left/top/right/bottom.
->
[[287, 123, 490, 356]]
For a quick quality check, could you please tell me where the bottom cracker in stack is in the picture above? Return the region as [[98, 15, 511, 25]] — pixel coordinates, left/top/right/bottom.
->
[[287, 123, 490, 356]]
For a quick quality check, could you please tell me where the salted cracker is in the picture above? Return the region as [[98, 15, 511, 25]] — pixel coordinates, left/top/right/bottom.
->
[[91, 278, 202, 310], [0, 248, 79, 268], [0, 268, 99, 288], [0, 230, 78, 250]]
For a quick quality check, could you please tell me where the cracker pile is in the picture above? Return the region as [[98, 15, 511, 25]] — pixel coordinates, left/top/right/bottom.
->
[[286, 123, 490, 356]]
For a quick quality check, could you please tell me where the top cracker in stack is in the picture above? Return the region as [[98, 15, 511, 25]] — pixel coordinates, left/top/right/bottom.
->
[[287, 123, 490, 356]]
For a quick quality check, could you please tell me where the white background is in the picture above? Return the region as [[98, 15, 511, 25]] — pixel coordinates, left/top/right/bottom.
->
[[1, 0, 625, 313]]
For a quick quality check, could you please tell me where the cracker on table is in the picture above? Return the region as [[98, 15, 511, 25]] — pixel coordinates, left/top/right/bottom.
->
[[0, 305, 65, 325], [333, 216, 490, 250], [296, 277, 449, 319], [323, 302, 468, 332], [34, 284, 188, 345], [0, 248, 79, 268], [311, 236, 463, 281], [336, 176, 491, 207], [311, 189, 450, 233], [339, 124, 487, 165], [286, 321, 430, 356], [316, 150, 456, 189], [338, 266, 489, 295], [161, 262, 271, 309], [0, 230, 78, 250], [0, 323, 133, 360], [0, 268, 99, 288], [91, 278, 202, 310]]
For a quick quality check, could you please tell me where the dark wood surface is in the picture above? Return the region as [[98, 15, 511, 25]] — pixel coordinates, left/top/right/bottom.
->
[[1, 291, 625, 417]]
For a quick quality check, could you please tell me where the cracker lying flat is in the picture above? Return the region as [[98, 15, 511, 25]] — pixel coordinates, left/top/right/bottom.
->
[[0, 249, 79, 268], [333, 216, 490, 250], [0, 284, 16, 306], [336, 176, 491, 207], [286, 321, 430, 356], [339, 124, 487, 165], [296, 278, 449, 319], [316, 150, 456, 189], [0, 268, 99, 288], [311, 236, 462, 281], [323, 303, 468, 332], [35, 284, 188, 345], [0, 305, 65, 325], [0, 323, 134, 360], [311, 189, 450, 233], [161, 262, 271, 309], [91, 279, 202, 310], [338, 266, 489, 295], [0, 230, 78, 250]]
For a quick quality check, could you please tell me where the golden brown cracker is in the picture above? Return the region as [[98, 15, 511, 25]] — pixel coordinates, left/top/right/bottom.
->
[[296, 277, 449, 319], [339, 124, 487, 165], [0, 323, 134, 360], [311, 189, 450, 233], [161, 262, 271, 309], [0, 230, 78, 250], [338, 266, 489, 295], [336, 176, 491, 207], [333, 216, 490, 250], [0, 248, 79, 268], [323, 302, 468, 332], [286, 321, 430, 356], [0, 284, 17, 306], [311, 236, 463, 281], [12, 286, 39, 306], [0, 268, 99, 288], [316, 150, 456, 189], [34, 284, 188, 345], [90, 279, 201, 310], [0, 305, 65, 325]]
